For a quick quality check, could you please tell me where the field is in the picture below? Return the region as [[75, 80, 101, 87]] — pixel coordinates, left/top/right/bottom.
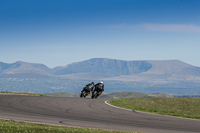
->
[[0, 119, 137, 133], [0, 91, 48, 96], [45, 91, 150, 99], [108, 98, 200, 119]]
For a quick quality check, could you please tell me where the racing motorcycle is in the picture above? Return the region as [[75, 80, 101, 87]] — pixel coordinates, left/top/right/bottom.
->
[[91, 90, 99, 99], [80, 87, 91, 98], [80, 90, 88, 98]]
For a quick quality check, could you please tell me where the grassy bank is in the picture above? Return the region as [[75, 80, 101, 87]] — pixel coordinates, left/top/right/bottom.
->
[[108, 98, 200, 119], [44, 91, 152, 99], [0, 91, 48, 96], [0, 119, 137, 133]]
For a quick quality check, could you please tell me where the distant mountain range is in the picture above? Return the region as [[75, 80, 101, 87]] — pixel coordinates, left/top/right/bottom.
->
[[0, 61, 53, 78], [1, 58, 200, 83], [1, 58, 200, 94]]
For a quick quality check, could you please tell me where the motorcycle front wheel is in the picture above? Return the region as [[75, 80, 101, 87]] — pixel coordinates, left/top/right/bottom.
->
[[92, 91, 97, 99]]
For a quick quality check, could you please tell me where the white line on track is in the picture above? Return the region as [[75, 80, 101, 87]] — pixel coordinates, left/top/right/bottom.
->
[[105, 100, 132, 111]]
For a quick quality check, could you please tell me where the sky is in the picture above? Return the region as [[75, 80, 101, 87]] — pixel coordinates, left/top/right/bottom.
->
[[0, 0, 200, 68]]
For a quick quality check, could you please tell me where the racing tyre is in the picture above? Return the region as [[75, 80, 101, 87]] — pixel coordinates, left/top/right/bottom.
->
[[92, 91, 98, 99]]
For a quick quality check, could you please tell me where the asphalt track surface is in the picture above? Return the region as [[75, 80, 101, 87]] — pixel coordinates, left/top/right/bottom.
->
[[0, 95, 200, 133]]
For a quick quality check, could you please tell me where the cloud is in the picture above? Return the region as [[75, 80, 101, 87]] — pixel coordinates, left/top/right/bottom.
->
[[109, 23, 200, 32], [142, 24, 200, 32]]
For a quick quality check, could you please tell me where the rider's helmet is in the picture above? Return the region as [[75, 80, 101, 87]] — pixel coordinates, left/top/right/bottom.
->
[[100, 81, 103, 84]]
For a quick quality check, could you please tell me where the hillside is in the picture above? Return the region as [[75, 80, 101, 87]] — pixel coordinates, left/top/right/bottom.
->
[[1, 58, 200, 82], [44, 92, 173, 98], [1, 58, 200, 94], [54, 58, 152, 78], [44, 91, 150, 99], [0, 62, 12, 73], [0, 61, 53, 78], [53, 58, 200, 83], [102, 60, 200, 83]]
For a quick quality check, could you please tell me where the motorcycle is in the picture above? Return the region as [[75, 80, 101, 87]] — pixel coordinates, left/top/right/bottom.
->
[[91, 90, 99, 99], [80, 90, 88, 98], [80, 87, 90, 98]]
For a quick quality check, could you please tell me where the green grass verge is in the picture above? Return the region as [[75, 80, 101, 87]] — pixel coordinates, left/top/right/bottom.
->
[[108, 98, 200, 120], [0, 119, 137, 133]]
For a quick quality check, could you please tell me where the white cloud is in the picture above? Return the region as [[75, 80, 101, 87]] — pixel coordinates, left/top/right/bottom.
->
[[109, 23, 200, 32], [142, 24, 200, 32]]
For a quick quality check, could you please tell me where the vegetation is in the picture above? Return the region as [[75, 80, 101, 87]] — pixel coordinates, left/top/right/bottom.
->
[[0, 119, 137, 133], [45, 91, 149, 98], [44, 92, 80, 97], [108, 98, 200, 119], [0, 91, 48, 96], [100, 92, 149, 99]]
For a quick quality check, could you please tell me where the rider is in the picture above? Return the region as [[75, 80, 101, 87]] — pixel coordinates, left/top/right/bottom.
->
[[82, 82, 95, 95], [93, 81, 104, 96]]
